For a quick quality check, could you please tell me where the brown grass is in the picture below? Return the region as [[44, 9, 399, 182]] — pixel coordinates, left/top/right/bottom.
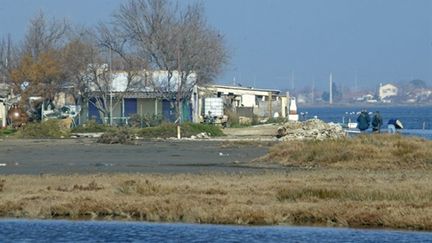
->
[[219, 140, 276, 149], [1, 171, 432, 230], [0, 179, 4, 192], [259, 134, 432, 169]]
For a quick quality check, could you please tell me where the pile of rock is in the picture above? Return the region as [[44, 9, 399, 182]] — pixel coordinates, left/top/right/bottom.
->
[[277, 118, 345, 141]]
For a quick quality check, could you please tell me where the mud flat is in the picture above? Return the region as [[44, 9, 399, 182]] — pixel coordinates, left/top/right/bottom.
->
[[0, 139, 273, 175]]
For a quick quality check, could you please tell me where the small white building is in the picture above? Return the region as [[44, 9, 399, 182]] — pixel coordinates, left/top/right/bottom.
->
[[0, 83, 10, 127], [197, 84, 289, 121], [379, 83, 398, 101]]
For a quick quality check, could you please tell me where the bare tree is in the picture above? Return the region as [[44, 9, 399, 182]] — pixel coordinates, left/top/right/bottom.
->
[[23, 11, 69, 58], [0, 35, 17, 84], [60, 27, 120, 124], [174, 3, 228, 118], [92, 23, 148, 124], [113, 0, 228, 120], [61, 28, 102, 107]]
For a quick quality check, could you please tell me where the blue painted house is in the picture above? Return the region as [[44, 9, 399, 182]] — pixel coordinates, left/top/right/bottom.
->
[[84, 70, 195, 125]]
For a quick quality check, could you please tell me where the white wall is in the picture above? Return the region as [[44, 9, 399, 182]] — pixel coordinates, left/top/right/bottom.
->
[[0, 102, 6, 127], [241, 94, 256, 107], [379, 84, 398, 99]]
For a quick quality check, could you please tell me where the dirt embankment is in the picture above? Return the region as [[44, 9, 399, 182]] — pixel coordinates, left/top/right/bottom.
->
[[222, 124, 280, 139]]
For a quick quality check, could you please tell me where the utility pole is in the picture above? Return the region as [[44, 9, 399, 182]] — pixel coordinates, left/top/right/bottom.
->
[[354, 71, 358, 92], [329, 72, 333, 105], [311, 79, 315, 104], [291, 70, 295, 91], [176, 45, 181, 139], [109, 48, 113, 126]]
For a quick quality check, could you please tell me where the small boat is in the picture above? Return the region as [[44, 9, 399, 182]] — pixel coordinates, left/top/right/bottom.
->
[[347, 122, 357, 129]]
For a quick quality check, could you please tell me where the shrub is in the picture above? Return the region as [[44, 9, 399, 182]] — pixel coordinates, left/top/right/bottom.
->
[[265, 117, 287, 124], [0, 128, 17, 137], [136, 124, 177, 138], [128, 114, 163, 128], [97, 128, 137, 144], [71, 120, 108, 133], [137, 122, 224, 138], [181, 123, 225, 137], [225, 109, 240, 127], [96, 122, 224, 144], [16, 120, 70, 138]]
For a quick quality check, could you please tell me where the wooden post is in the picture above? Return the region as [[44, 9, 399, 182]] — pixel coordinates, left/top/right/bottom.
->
[[154, 98, 158, 115], [177, 125, 181, 139]]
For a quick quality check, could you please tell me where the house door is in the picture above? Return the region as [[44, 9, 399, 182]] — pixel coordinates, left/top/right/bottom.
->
[[123, 98, 137, 117], [88, 98, 103, 124], [162, 100, 175, 122]]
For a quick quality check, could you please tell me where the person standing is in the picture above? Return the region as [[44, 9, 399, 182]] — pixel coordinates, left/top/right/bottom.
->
[[357, 109, 370, 132], [371, 111, 383, 133]]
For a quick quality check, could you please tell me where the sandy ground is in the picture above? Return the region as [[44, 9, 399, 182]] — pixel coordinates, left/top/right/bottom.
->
[[222, 124, 280, 138], [0, 138, 277, 175]]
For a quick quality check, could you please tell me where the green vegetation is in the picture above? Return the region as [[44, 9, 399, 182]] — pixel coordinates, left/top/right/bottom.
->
[[137, 122, 224, 139], [0, 128, 17, 137], [128, 114, 163, 128], [2, 120, 223, 141], [15, 120, 70, 138], [71, 120, 109, 133], [181, 123, 225, 137], [265, 117, 287, 124], [97, 123, 224, 144], [260, 134, 432, 169]]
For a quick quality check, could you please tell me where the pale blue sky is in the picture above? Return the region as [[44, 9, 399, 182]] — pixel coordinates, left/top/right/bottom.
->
[[0, 0, 431, 91]]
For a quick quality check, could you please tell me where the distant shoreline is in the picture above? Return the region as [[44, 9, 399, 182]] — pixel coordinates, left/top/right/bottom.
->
[[298, 103, 432, 108]]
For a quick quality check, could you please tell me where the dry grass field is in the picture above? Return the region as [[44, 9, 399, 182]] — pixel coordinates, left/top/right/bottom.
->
[[1, 134, 431, 230], [0, 169, 431, 230], [260, 134, 432, 169]]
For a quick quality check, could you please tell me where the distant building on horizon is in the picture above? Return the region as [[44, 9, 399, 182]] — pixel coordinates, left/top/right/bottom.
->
[[378, 83, 398, 102]]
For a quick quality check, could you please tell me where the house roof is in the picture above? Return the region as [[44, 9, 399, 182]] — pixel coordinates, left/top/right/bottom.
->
[[108, 70, 196, 93], [380, 83, 398, 89], [203, 84, 281, 94]]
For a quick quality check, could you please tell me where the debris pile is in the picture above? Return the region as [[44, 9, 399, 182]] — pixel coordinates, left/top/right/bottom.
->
[[190, 132, 210, 139], [277, 119, 345, 141], [97, 129, 136, 144]]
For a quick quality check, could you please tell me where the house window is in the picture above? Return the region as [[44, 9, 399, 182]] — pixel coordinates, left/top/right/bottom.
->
[[256, 95, 263, 105]]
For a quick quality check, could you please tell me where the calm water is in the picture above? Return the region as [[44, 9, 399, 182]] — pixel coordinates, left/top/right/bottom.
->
[[0, 220, 432, 242], [299, 106, 432, 139]]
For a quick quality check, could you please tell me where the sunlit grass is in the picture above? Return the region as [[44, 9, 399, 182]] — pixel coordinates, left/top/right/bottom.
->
[[260, 134, 432, 169], [1, 170, 432, 230]]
